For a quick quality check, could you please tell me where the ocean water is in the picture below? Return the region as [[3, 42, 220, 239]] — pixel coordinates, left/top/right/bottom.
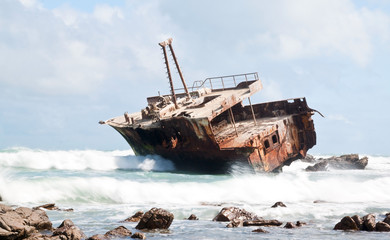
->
[[0, 148, 389, 239]]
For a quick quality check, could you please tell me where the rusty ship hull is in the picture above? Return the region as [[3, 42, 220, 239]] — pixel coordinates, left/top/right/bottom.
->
[[101, 38, 317, 173], [109, 98, 315, 173]]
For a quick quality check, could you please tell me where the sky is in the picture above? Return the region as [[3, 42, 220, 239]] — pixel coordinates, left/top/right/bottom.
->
[[0, 0, 389, 154]]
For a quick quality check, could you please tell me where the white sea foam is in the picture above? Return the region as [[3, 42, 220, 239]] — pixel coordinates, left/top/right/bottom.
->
[[1, 164, 390, 207], [0, 148, 174, 171], [1, 150, 389, 209]]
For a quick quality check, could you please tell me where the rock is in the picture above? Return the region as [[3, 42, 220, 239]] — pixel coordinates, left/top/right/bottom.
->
[[123, 211, 144, 222], [187, 214, 198, 220], [252, 228, 268, 233], [0, 206, 51, 239], [105, 226, 132, 237], [87, 234, 107, 240], [34, 203, 59, 211], [306, 154, 368, 171], [306, 160, 327, 172], [135, 208, 174, 230], [313, 200, 327, 204], [351, 215, 363, 229], [213, 207, 261, 222], [296, 221, 306, 227], [53, 219, 86, 240], [226, 219, 243, 228], [284, 222, 296, 228], [131, 232, 146, 239], [243, 219, 283, 227], [301, 154, 316, 163], [383, 215, 390, 225], [0, 227, 19, 239], [376, 221, 390, 232], [0, 203, 13, 213], [362, 214, 376, 231], [334, 216, 359, 231], [15, 207, 52, 230], [271, 202, 286, 208]]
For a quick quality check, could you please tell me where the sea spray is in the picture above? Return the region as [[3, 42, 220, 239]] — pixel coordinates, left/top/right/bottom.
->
[[1, 148, 390, 239]]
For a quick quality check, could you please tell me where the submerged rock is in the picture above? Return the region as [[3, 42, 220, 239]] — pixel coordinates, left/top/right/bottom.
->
[[362, 214, 376, 231], [376, 221, 390, 232], [187, 214, 199, 220], [252, 228, 268, 233], [334, 213, 390, 233], [226, 219, 243, 228], [243, 219, 283, 227], [131, 232, 146, 239], [213, 207, 261, 222], [123, 211, 144, 222], [135, 208, 174, 230], [284, 222, 296, 228], [334, 216, 359, 231], [271, 202, 287, 208]]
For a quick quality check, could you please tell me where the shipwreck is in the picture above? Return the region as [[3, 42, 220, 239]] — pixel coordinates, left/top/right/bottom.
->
[[100, 38, 318, 173]]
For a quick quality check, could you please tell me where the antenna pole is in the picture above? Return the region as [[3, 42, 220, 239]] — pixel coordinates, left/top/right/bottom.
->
[[166, 38, 191, 99], [159, 40, 178, 109]]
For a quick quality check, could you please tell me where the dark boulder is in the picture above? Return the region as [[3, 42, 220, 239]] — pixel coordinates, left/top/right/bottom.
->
[[376, 221, 390, 232], [53, 219, 86, 240], [243, 219, 283, 227], [362, 214, 376, 231], [131, 232, 146, 239], [383, 215, 390, 225], [213, 207, 260, 222], [135, 208, 174, 230], [123, 211, 144, 222], [334, 216, 359, 231], [351, 215, 363, 229], [252, 228, 268, 233], [187, 214, 198, 220], [271, 202, 286, 208]]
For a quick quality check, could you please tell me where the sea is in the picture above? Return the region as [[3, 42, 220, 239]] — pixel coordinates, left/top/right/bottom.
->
[[0, 148, 389, 239]]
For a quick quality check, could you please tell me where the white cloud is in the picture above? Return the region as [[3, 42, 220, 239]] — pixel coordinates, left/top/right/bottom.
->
[[0, 0, 175, 95], [93, 5, 124, 24], [242, 0, 390, 66]]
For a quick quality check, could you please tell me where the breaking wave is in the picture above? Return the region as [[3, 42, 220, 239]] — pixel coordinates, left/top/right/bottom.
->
[[0, 148, 175, 171]]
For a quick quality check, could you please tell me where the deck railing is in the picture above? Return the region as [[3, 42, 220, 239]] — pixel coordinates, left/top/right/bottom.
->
[[174, 72, 259, 93]]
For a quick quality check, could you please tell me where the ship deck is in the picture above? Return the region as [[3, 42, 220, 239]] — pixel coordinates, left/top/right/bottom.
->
[[214, 116, 288, 149]]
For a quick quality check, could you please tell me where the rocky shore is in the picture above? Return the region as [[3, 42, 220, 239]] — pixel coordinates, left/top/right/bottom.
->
[[304, 154, 368, 171], [1, 202, 389, 239]]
